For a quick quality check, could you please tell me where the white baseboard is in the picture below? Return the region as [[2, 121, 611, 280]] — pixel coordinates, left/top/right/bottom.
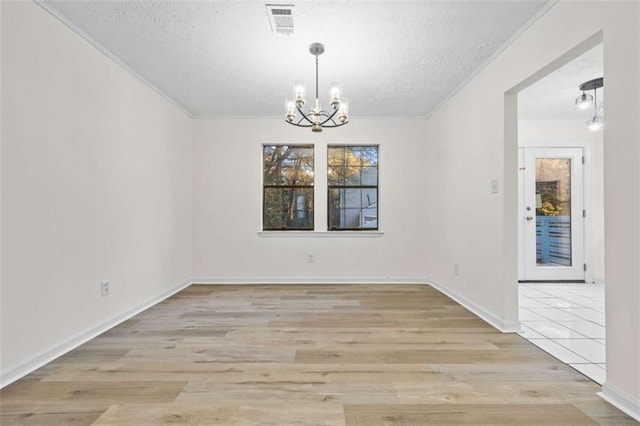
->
[[192, 277, 429, 285], [428, 278, 521, 333], [599, 383, 640, 422], [1, 276, 526, 388], [0, 279, 191, 389]]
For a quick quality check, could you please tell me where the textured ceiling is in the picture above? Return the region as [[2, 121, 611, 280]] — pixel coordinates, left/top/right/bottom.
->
[[41, 1, 551, 118], [519, 44, 604, 120]]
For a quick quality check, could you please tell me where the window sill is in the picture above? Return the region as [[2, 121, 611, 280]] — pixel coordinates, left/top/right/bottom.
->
[[258, 231, 384, 238]]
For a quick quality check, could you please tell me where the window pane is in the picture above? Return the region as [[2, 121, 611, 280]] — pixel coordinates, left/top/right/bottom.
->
[[327, 145, 378, 230], [535, 158, 572, 266], [264, 145, 314, 186], [264, 187, 314, 230], [344, 166, 362, 185], [361, 166, 378, 185], [344, 147, 362, 167], [263, 145, 314, 230], [328, 188, 378, 230], [342, 188, 363, 208], [296, 147, 314, 159], [328, 165, 345, 185], [350, 146, 366, 165], [327, 146, 345, 166], [361, 188, 377, 206], [360, 146, 378, 166], [263, 145, 275, 160]]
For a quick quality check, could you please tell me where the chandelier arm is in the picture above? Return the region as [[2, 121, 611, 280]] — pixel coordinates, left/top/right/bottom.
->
[[286, 120, 312, 128], [317, 105, 340, 126], [324, 120, 349, 128], [317, 116, 349, 128], [285, 119, 349, 129], [295, 115, 313, 127], [285, 115, 313, 127], [295, 103, 316, 126]]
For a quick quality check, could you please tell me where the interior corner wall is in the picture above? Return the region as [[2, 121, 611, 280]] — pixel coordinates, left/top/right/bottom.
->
[[1, 1, 193, 384], [425, 0, 639, 411], [192, 118, 429, 283]]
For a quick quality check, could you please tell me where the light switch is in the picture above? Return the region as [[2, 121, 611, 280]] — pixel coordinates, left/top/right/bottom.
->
[[491, 179, 499, 194]]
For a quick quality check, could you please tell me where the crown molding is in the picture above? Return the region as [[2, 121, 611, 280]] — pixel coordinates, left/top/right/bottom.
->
[[34, 0, 194, 119]]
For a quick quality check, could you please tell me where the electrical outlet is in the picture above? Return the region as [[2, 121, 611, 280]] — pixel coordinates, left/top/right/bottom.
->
[[101, 280, 110, 297], [454, 264, 460, 275], [308, 254, 315, 263]]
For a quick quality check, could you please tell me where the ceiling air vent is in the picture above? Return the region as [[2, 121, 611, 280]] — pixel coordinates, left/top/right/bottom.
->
[[266, 4, 294, 35]]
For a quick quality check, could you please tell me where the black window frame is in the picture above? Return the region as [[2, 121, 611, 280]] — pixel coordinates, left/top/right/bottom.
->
[[262, 144, 315, 231], [327, 145, 379, 231]]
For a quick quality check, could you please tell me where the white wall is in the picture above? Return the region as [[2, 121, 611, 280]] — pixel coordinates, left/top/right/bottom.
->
[[192, 118, 429, 282], [1, 1, 192, 384], [2, 0, 638, 418], [0, 0, 4, 356], [518, 119, 605, 283], [426, 0, 639, 416]]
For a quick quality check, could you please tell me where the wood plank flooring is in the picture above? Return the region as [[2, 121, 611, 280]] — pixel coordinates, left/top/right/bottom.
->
[[1, 284, 635, 425]]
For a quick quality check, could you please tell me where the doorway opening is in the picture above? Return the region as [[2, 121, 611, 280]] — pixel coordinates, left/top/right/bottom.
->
[[515, 42, 606, 384]]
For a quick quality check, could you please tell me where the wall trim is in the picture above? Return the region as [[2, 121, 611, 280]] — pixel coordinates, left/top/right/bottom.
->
[[0, 276, 530, 388], [192, 115, 430, 121], [599, 383, 640, 422], [257, 231, 384, 238], [428, 278, 522, 333], [0, 279, 191, 389], [425, 0, 558, 119], [192, 277, 429, 285]]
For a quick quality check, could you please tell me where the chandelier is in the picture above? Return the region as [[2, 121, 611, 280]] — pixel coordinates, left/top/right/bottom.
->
[[575, 77, 603, 132], [285, 43, 349, 132]]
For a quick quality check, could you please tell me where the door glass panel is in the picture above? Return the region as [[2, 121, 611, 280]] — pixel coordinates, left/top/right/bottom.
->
[[535, 158, 572, 267]]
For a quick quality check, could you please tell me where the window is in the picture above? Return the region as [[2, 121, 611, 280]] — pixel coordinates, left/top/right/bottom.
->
[[263, 145, 314, 230], [328, 145, 378, 230]]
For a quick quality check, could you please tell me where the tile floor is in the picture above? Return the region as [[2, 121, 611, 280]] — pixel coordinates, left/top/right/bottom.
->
[[518, 283, 606, 384]]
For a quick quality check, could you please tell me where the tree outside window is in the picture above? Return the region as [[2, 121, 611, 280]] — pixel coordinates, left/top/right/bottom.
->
[[263, 145, 314, 230], [327, 145, 378, 230]]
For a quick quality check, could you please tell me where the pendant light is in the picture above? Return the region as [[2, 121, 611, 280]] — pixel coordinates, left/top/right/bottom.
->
[[575, 77, 603, 132]]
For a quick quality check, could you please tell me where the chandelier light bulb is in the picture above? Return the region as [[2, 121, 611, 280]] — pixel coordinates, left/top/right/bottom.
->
[[329, 82, 341, 109], [293, 81, 306, 107], [586, 116, 603, 132], [285, 99, 296, 122], [338, 98, 349, 123], [575, 92, 593, 110]]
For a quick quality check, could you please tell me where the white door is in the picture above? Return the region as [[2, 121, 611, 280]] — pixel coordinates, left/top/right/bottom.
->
[[521, 148, 585, 281]]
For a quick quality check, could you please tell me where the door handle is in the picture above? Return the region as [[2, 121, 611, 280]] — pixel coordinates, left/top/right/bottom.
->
[[526, 216, 534, 221]]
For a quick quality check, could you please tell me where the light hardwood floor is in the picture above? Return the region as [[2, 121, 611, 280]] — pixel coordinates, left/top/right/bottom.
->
[[1, 284, 635, 425]]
